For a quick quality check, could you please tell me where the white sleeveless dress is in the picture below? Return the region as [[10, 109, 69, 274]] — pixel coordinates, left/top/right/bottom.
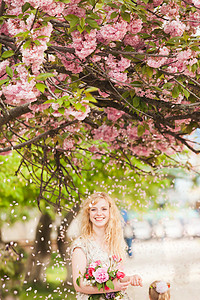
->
[[71, 236, 130, 300]]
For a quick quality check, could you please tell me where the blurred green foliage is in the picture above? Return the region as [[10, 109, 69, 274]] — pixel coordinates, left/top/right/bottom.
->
[[0, 244, 26, 298], [0, 152, 39, 229]]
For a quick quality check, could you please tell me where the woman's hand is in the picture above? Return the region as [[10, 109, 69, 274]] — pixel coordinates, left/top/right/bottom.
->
[[113, 277, 130, 291], [129, 274, 143, 287]]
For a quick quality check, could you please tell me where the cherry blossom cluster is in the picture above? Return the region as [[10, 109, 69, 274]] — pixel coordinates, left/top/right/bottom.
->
[[0, 0, 200, 165]]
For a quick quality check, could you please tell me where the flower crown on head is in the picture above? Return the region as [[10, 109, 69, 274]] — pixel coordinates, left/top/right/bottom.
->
[[150, 281, 170, 294]]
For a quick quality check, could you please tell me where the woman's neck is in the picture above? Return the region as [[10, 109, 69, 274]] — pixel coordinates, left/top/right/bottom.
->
[[92, 226, 105, 241], [92, 227, 110, 253]]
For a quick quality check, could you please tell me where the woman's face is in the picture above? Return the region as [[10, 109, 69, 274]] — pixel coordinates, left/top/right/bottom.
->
[[89, 198, 110, 229]]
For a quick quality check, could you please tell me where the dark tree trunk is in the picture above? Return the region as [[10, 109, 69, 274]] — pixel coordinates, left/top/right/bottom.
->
[[57, 204, 80, 285], [25, 213, 52, 283]]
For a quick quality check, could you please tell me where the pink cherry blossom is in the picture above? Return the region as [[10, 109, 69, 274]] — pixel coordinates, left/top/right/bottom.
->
[[153, 0, 163, 6], [63, 138, 75, 150], [123, 34, 144, 50], [65, 4, 86, 18], [0, 61, 9, 77], [98, 21, 128, 43], [93, 125, 119, 142], [105, 107, 125, 122], [71, 29, 97, 60], [64, 102, 91, 121], [58, 52, 83, 74], [147, 47, 169, 68], [164, 20, 186, 37], [192, 0, 200, 8], [188, 11, 200, 27], [128, 18, 143, 34], [160, 1, 179, 17]]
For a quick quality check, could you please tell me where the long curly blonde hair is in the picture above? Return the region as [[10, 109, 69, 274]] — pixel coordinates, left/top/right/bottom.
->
[[149, 281, 170, 300], [80, 192, 126, 259]]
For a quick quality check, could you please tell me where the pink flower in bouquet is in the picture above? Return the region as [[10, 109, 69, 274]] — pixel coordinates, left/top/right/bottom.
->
[[105, 284, 110, 291], [88, 267, 95, 277], [89, 260, 101, 269], [95, 260, 101, 266], [93, 267, 109, 283], [116, 271, 125, 279]]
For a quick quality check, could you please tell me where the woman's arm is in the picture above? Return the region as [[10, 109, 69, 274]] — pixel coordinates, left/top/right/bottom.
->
[[72, 248, 130, 294], [117, 261, 143, 287], [121, 275, 143, 287]]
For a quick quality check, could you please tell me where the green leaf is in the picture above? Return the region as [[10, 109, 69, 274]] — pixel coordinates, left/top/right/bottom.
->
[[45, 137, 52, 145], [14, 31, 30, 38], [63, 100, 71, 107], [191, 63, 198, 73], [132, 81, 142, 87], [132, 96, 140, 107], [191, 46, 200, 51], [106, 280, 115, 290], [96, 282, 102, 291], [76, 277, 80, 287], [139, 33, 150, 39], [22, 2, 31, 13], [120, 4, 127, 12], [36, 73, 55, 81], [77, 25, 85, 33], [58, 107, 65, 114], [121, 12, 130, 22], [146, 66, 153, 77], [0, 78, 9, 85], [80, 105, 86, 112], [68, 25, 78, 34], [74, 103, 82, 110], [1, 50, 14, 59], [65, 14, 80, 27], [80, 17, 85, 28], [88, 13, 101, 20], [57, 98, 64, 106], [137, 124, 145, 137], [110, 11, 118, 19], [182, 89, 190, 99], [44, 99, 56, 104], [6, 66, 13, 78], [35, 83, 47, 93], [172, 85, 179, 98], [89, 0, 96, 6], [130, 90, 135, 98], [85, 87, 99, 93], [163, 82, 173, 89], [84, 94, 97, 102], [85, 18, 100, 29], [33, 40, 41, 46], [36, 35, 48, 39], [23, 40, 31, 49], [57, 95, 70, 103]]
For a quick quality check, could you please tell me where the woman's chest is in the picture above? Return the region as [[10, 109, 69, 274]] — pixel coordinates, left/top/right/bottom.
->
[[86, 240, 110, 265]]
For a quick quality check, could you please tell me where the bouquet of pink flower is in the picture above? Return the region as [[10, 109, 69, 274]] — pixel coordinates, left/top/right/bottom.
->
[[76, 255, 126, 300]]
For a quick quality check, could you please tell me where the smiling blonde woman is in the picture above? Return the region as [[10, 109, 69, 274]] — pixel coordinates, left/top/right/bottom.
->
[[71, 192, 143, 300]]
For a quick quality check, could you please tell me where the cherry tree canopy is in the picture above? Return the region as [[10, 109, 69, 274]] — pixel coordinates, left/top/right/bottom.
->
[[0, 0, 200, 206]]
